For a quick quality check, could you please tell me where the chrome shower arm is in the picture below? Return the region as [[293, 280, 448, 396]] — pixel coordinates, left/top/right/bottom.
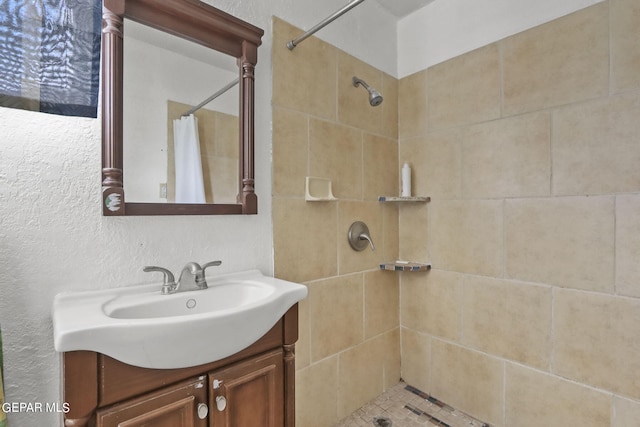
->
[[352, 76, 370, 90]]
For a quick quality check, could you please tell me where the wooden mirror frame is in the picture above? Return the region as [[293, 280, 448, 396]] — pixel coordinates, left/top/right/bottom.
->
[[101, 0, 263, 215]]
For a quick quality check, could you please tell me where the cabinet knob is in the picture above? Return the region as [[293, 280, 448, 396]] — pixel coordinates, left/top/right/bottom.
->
[[197, 403, 209, 419], [216, 396, 227, 411]]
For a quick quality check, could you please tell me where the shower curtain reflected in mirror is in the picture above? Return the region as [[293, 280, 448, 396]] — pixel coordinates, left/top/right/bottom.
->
[[173, 115, 206, 203]]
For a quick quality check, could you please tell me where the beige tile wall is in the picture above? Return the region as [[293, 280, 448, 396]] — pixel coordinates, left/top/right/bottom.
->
[[430, 340, 504, 426], [501, 3, 610, 116], [400, 1, 640, 426], [613, 396, 640, 427], [505, 364, 612, 426], [272, 17, 402, 426], [274, 1, 640, 425], [610, 0, 640, 93]]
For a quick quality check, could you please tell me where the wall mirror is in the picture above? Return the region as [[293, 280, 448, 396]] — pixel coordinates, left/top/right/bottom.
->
[[101, 0, 264, 215]]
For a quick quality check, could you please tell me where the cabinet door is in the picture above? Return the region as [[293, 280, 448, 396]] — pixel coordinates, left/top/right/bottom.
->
[[210, 350, 284, 427], [96, 377, 208, 427]]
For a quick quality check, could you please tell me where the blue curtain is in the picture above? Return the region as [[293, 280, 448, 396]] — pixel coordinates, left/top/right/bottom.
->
[[0, 0, 101, 118]]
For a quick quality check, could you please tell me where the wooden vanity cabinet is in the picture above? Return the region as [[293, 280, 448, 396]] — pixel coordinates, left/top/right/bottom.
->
[[62, 305, 298, 427], [96, 377, 208, 427], [209, 350, 284, 427]]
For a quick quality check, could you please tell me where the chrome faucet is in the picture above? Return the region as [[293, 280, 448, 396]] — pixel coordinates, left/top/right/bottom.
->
[[175, 262, 206, 293], [143, 261, 222, 295]]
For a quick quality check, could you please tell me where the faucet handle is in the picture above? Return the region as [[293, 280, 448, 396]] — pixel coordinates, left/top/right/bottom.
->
[[202, 260, 222, 274], [359, 233, 375, 251], [348, 221, 375, 252], [192, 261, 221, 290], [143, 266, 176, 294]]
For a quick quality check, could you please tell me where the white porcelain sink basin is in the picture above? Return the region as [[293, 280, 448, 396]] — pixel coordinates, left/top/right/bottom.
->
[[52, 270, 307, 369], [104, 280, 274, 319]]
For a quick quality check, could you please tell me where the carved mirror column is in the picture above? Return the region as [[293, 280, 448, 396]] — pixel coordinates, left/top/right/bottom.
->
[[102, 1, 125, 214]]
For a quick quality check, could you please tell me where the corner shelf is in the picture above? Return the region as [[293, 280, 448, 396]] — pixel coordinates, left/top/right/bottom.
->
[[380, 262, 431, 272], [378, 196, 431, 272], [378, 196, 430, 203]]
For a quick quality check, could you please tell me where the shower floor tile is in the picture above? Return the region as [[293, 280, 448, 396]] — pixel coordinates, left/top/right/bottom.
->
[[334, 382, 490, 427]]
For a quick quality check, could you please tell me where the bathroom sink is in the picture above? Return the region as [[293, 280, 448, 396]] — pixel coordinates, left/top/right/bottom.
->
[[52, 270, 307, 369], [104, 280, 274, 319]]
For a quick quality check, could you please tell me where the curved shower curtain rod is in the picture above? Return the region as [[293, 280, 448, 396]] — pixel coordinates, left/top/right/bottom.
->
[[286, 0, 366, 50]]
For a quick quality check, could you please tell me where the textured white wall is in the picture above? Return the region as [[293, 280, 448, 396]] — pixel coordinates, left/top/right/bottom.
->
[[0, 106, 275, 424], [0, 0, 603, 424]]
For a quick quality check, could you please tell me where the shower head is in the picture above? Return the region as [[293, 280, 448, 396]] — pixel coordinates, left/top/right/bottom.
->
[[352, 76, 383, 107]]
